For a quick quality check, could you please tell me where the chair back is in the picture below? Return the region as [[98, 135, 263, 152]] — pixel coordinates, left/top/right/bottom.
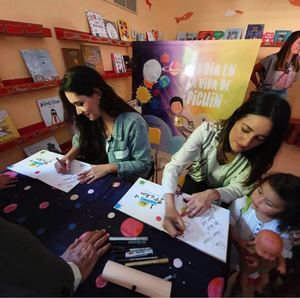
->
[[148, 127, 161, 146]]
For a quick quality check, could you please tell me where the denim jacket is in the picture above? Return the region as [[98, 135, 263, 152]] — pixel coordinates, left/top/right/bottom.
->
[[72, 112, 152, 179]]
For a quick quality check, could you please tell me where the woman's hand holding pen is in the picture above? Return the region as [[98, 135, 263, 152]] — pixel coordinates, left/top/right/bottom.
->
[[184, 189, 220, 217], [55, 157, 71, 174], [163, 193, 185, 237]]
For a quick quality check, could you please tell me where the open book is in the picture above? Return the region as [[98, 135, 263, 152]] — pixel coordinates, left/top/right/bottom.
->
[[7, 150, 91, 192], [114, 178, 229, 262]]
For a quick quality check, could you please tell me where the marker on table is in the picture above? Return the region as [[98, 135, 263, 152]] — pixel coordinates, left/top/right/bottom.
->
[[109, 236, 148, 241], [125, 257, 169, 267], [116, 256, 158, 263]]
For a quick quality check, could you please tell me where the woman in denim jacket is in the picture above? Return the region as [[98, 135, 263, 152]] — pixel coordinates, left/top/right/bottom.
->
[[55, 65, 152, 183]]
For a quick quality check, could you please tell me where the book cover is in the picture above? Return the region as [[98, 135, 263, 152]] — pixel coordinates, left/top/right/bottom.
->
[[103, 19, 120, 40], [176, 32, 187, 40], [111, 53, 126, 73], [245, 24, 265, 39], [20, 49, 59, 82], [197, 31, 214, 40], [0, 110, 20, 144], [114, 178, 230, 262], [152, 30, 160, 41], [146, 31, 155, 41], [213, 31, 225, 40], [36, 96, 64, 127], [61, 48, 85, 69], [117, 19, 130, 41], [186, 32, 197, 40], [123, 55, 131, 71], [224, 28, 242, 40], [136, 32, 146, 41], [262, 32, 275, 45], [24, 136, 61, 156], [274, 30, 292, 43], [86, 10, 108, 38], [80, 44, 104, 75]]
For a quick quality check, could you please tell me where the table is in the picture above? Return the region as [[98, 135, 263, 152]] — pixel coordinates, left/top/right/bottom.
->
[[0, 172, 228, 297]]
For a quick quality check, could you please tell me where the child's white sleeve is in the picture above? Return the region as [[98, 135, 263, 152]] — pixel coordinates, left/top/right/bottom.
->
[[229, 196, 246, 226]]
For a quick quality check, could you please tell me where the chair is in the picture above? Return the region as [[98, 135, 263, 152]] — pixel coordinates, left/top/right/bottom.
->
[[148, 127, 161, 183]]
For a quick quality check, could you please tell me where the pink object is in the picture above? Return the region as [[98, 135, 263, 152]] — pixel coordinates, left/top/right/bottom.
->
[[39, 201, 49, 209], [112, 181, 121, 188], [4, 171, 18, 178], [95, 274, 108, 288], [120, 218, 144, 237], [34, 171, 40, 175], [3, 203, 18, 213], [156, 216, 162, 221], [207, 277, 224, 298]]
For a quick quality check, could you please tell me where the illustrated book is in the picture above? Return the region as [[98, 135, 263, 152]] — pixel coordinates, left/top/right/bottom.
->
[[122, 55, 132, 71], [24, 136, 61, 156], [104, 19, 120, 40], [36, 96, 64, 127], [245, 24, 265, 39], [80, 44, 104, 75], [186, 32, 197, 40], [176, 32, 187, 40], [86, 10, 108, 38], [111, 53, 126, 73], [7, 150, 91, 193], [213, 31, 225, 40], [114, 178, 230, 262], [197, 31, 214, 40], [0, 110, 20, 144], [224, 28, 242, 40], [117, 19, 130, 41], [61, 48, 85, 69], [262, 32, 275, 45], [20, 49, 59, 82], [274, 30, 292, 43]]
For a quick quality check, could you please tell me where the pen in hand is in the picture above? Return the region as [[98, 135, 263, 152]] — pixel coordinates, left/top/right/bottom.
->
[[55, 157, 69, 173]]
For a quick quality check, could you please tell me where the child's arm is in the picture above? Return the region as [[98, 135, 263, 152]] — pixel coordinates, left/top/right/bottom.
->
[[277, 255, 286, 274]]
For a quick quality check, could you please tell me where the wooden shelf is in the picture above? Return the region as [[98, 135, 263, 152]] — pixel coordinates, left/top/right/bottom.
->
[[261, 42, 283, 47], [0, 19, 51, 37], [0, 78, 61, 97], [0, 121, 67, 152], [54, 27, 131, 47], [103, 70, 132, 79]]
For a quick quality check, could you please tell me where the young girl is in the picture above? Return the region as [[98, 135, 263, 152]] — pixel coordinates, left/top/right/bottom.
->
[[251, 30, 300, 99], [229, 173, 300, 295]]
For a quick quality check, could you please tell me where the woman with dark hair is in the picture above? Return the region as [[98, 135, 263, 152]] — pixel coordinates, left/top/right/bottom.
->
[[55, 65, 152, 182], [251, 30, 300, 99], [162, 92, 291, 237]]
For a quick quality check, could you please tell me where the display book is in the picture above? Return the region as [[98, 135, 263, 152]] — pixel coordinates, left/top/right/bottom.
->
[[61, 48, 85, 69], [7, 150, 91, 192], [0, 110, 20, 144], [24, 136, 61, 156], [111, 53, 126, 73], [224, 28, 242, 40], [117, 19, 130, 41], [36, 96, 64, 127], [177, 31, 224, 40], [80, 44, 104, 75], [274, 30, 292, 43], [114, 178, 230, 262], [85, 10, 108, 38], [244, 24, 264, 39], [20, 49, 59, 82]]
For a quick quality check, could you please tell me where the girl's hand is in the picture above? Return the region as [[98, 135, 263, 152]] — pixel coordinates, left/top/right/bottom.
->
[[55, 157, 71, 174], [184, 189, 220, 217], [0, 174, 17, 189], [77, 164, 117, 184], [163, 206, 185, 238]]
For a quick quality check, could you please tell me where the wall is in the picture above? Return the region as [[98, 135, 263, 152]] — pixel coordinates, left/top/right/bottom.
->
[[0, 0, 299, 170]]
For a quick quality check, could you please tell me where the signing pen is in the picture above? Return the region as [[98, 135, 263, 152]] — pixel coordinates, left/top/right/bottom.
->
[[56, 157, 66, 169], [111, 247, 152, 254], [125, 257, 169, 267], [116, 256, 158, 263], [109, 237, 148, 241], [110, 240, 149, 245]]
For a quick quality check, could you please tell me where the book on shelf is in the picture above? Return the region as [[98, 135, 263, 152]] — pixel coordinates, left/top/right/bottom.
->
[[176, 32, 187, 40], [152, 30, 163, 41], [103, 19, 120, 40], [146, 31, 155, 41], [186, 32, 197, 40], [20, 49, 59, 82], [117, 19, 130, 41], [0, 110, 20, 144], [213, 31, 225, 40], [80, 44, 104, 75], [61, 48, 85, 69], [224, 28, 242, 40], [122, 55, 132, 71], [111, 53, 126, 73], [24, 136, 61, 156], [36, 96, 64, 127], [245, 24, 265, 39], [85, 10, 108, 38], [262, 32, 275, 45], [274, 30, 292, 43], [197, 31, 214, 40], [136, 32, 146, 41]]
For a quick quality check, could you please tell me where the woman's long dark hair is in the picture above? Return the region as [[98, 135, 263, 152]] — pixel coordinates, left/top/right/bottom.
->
[[218, 92, 291, 186], [276, 30, 300, 71], [59, 65, 136, 164]]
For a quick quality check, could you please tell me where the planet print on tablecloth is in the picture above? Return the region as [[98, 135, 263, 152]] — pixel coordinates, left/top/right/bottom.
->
[[162, 60, 183, 76], [107, 212, 115, 219], [24, 185, 31, 191], [173, 258, 183, 268], [87, 189, 94, 194], [3, 203, 18, 213], [70, 194, 79, 201], [120, 218, 144, 236], [39, 201, 49, 209], [207, 277, 224, 298], [112, 182, 120, 188], [155, 216, 162, 221], [95, 275, 107, 288]]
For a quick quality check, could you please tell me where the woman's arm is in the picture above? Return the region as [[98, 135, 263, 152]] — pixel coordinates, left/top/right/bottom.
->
[[250, 63, 265, 88]]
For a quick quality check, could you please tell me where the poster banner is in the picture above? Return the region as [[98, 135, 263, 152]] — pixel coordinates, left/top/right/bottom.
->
[[132, 40, 260, 154]]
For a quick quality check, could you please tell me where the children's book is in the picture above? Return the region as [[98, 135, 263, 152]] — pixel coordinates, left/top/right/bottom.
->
[[146, 31, 155, 41], [24, 136, 61, 156], [36, 96, 64, 127], [122, 55, 132, 71], [176, 32, 187, 40], [7, 150, 91, 192], [104, 19, 120, 40], [186, 32, 197, 40], [0, 110, 20, 144], [274, 30, 292, 43], [114, 178, 230, 262], [245, 24, 264, 39], [117, 19, 130, 41], [262, 32, 275, 45], [224, 28, 242, 40], [20, 49, 59, 82], [197, 31, 214, 40], [80, 44, 104, 75], [136, 32, 146, 41], [61, 48, 85, 69], [86, 10, 108, 38], [213, 31, 225, 40], [152, 30, 160, 41], [111, 53, 126, 73]]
